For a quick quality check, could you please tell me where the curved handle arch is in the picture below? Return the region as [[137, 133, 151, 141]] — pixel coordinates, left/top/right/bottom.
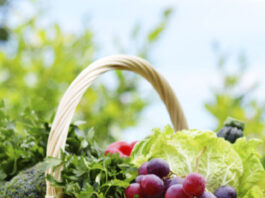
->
[[45, 55, 188, 197]]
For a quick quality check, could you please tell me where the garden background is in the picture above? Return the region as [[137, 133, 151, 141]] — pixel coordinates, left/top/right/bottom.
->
[[0, 0, 265, 183]]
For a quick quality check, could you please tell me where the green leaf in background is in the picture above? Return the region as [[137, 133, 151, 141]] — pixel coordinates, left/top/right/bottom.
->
[[205, 47, 265, 166], [0, 0, 173, 189], [0, 100, 50, 182], [0, 0, 173, 147]]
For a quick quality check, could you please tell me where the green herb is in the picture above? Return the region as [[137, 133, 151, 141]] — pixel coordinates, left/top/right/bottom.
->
[[46, 129, 137, 198], [0, 100, 49, 183], [1, 111, 137, 197]]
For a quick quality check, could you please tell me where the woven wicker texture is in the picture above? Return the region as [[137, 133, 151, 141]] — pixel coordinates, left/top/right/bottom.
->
[[45, 55, 188, 197]]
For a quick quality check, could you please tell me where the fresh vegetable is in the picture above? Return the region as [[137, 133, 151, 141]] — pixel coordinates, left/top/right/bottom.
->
[[0, 162, 46, 198], [217, 117, 244, 143], [46, 129, 138, 197], [105, 141, 138, 157], [131, 126, 265, 197], [0, 115, 137, 198], [0, 101, 49, 183], [47, 152, 137, 197], [232, 138, 265, 197], [1, 99, 264, 198]]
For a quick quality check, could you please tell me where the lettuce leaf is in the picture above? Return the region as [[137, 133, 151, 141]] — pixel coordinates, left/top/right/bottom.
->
[[131, 126, 265, 197], [233, 138, 265, 197], [242, 186, 264, 198]]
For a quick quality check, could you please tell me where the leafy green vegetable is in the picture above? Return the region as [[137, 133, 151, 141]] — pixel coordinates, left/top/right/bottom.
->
[[0, 162, 46, 198], [1, 120, 137, 197], [242, 186, 264, 198], [0, 101, 90, 183], [50, 153, 136, 198], [233, 138, 265, 197], [131, 126, 265, 197], [0, 101, 49, 182], [46, 127, 137, 198], [0, 98, 125, 186]]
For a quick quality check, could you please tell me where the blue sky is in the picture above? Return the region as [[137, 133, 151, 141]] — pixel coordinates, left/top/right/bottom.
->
[[18, 0, 265, 140]]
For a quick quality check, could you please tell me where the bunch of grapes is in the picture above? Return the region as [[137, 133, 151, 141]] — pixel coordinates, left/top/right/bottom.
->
[[125, 158, 237, 198]]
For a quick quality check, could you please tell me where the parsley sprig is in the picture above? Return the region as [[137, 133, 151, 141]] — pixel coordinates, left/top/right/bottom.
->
[[46, 128, 137, 198]]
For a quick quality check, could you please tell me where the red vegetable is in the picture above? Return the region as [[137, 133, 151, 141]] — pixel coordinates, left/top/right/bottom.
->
[[105, 140, 138, 157]]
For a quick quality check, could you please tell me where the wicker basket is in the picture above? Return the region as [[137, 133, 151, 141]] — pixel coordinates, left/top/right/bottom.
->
[[45, 55, 188, 198]]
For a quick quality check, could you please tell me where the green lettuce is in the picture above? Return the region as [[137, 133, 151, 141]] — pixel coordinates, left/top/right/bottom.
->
[[131, 126, 265, 197], [242, 186, 264, 198], [233, 138, 265, 197]]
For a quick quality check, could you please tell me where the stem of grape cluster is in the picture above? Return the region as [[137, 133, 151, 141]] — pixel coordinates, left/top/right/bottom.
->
[[169, 171, 186, 178], [195, 146, 206, 172]]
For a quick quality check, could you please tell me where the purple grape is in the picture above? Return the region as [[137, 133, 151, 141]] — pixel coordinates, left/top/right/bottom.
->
[[164, 179, 172, 190], [199, 191, 217, 198], [214, 186, 237, 198], [138, 162, 148, 175], [135, 175, 144, 183], [140, 174, 164, 198], [164, 176, 184, 190], [165, 184, 192, 198], [125, 183, 144, 198], [147, 158, 170, 178], [183, 173, 206, 196]]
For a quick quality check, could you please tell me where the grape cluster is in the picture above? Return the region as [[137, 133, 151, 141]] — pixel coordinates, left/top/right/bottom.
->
[[125, 158, 237, 198]]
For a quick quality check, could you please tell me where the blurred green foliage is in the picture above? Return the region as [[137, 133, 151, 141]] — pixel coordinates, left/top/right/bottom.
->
[[205, 46, 265, 166], [0, 100, 49, 183], [0, 1, 173, 146], [0, 0, 174, 184]]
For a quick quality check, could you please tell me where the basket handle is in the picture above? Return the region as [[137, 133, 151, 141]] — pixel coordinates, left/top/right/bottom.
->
[[45, 55, 188, 197]]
